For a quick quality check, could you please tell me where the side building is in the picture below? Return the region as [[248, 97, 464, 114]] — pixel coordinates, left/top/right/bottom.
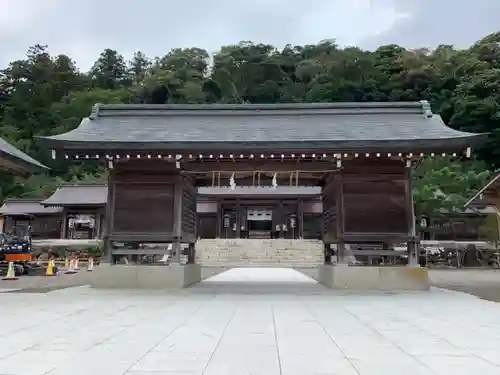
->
[[0, 199, 62, 239], [40, 184, 108, 239], [0, 136, 50, 236]]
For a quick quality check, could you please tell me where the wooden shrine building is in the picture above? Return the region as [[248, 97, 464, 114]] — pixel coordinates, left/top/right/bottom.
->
[[0, 136, 49, 236], [0, 199, 62, 239], [41, 184, 107, 239], [39, 101, 484, 289]]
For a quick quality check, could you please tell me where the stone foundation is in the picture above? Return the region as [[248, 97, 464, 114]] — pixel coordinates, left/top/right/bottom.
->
[[88, 264, 202, 289], [318, 265, 430, 291]]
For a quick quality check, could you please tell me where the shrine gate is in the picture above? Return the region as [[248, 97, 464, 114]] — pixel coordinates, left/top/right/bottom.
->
[[39, 101, 484, 290]]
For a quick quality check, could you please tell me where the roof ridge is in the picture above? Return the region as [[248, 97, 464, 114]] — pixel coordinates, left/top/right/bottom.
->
[[90, 101, 428, 117]]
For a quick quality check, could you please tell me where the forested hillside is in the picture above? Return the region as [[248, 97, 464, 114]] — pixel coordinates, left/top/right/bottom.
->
[[1, 32, 499, 215]]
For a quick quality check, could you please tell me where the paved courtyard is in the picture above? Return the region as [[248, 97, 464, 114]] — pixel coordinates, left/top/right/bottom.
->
[[1, 268, 500, 375]]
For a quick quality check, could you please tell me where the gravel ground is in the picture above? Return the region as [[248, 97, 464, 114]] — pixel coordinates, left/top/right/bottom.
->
[[2, 267, 500, 303]]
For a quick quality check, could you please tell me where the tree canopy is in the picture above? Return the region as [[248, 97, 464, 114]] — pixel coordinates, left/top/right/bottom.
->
[[1, 33, 500, 215]]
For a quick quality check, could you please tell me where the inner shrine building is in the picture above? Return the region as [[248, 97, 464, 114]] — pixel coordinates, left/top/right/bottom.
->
[[39, 101, 484, 289]]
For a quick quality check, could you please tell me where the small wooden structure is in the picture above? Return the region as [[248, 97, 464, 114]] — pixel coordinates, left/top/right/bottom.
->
[[40, 101, 484, 269], [0, 199, 63, 239], [41, 184, 107, 239]]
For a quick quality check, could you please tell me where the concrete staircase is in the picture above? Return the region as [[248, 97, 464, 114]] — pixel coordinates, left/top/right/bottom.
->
[[196, 239, 324, 268]]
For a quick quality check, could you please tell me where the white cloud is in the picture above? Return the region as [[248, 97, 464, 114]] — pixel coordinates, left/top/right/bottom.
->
[[0, 0, 401, 70], [0, 0, 498, 71], [0, 0, 61, 33]]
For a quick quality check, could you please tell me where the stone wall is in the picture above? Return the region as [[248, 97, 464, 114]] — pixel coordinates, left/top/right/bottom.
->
[[196, 239, 324, 267]]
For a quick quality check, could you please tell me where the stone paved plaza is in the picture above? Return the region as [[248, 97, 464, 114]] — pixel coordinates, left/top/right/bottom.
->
[[1, 268, 500, 375]]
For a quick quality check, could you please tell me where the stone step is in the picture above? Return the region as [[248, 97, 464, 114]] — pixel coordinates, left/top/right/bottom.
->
[[197, 258, 322, 263], [195, 239, 323, 267], [201, 263, 320, 268]]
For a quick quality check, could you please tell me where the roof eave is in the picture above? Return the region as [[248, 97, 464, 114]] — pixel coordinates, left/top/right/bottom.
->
[[41, 202, 106, 207], [0, 151, 49, 175], [37, 135, 485, 154]]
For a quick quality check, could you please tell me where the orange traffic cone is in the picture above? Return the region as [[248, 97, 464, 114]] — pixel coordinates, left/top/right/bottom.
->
[[74, 258, 80, 270], [87, 257, 94, 272], [65, 257, 77, 274], [2, 262, 19, 280]]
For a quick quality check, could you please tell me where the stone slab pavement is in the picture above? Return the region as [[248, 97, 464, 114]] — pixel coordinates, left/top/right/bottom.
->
[[1, 268, 500, 375]]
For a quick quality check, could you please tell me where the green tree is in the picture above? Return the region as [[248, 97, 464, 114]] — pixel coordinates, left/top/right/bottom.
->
[[413, 157, 491, 216], [129, 51, 151, 85], [1, 33, 500, 205], [90, 49, 131, 90]]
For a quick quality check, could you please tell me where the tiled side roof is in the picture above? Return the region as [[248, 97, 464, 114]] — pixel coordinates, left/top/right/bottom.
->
[[41, 184, 108, 206], [0, 199, 62, 216], [0, 137, 48, 174], [39, 101, 484, 152]]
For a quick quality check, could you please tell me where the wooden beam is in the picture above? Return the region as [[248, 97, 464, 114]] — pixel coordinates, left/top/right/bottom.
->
[[342, 174, 405, 182], [109, 232, 176, 242], [342, 232, 410, 243], [194, 177, 321, 187], [182, 161, 337, 173]]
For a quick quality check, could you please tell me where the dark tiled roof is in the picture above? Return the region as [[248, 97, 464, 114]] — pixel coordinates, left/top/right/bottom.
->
[[0, 199, 62, 216], [39, 101, 484, 152], [0, 137, 48, 175], [41, 184, 108, 207], [198, 186, 321, 196]]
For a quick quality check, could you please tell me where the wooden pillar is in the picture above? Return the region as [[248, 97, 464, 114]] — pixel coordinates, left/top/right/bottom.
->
[[103, 168, 116, 263], [60, 208, 68, 239], [216, 199, 221, 238], [172, 180, 183, 263], [334, 173, 346, 263], [404, 161, 419, 267], [187, 242, 196, 264], [298, 199, 304, 239], [278, 200, 284, 238], [92, 210, 97, 239], [236, 200, 241, 238], [99, 212, 105, 238]]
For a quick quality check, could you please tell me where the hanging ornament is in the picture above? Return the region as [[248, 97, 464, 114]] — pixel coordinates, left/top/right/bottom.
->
[[272, 173, 278, 189], [229, 173, 236, 190]]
